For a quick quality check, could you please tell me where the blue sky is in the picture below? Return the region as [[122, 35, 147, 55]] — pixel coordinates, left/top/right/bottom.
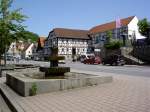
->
[[12, 0, 150, 36]]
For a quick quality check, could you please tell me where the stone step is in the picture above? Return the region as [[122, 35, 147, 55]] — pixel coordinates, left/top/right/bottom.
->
[[0, 95, 11, 112], [123, 54, 144, 64], [0, 78, 25, 112]]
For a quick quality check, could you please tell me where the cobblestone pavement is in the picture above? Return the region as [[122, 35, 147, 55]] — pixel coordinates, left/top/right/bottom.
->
[[16, 73, 150, 112], [3, 61, 150, 111]]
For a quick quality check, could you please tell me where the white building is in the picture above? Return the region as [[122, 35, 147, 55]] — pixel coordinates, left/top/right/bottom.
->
[[44, 28, 91, 60], [22, 43, 34, 59], [7, 41, 36, 60], [7, 42, 18, 56], [89, 16, 146, 54], [7, 41, 24, 59], [44, 16, 146, 59], [127, 16, 146, 39], [32, 43, 38, 60]]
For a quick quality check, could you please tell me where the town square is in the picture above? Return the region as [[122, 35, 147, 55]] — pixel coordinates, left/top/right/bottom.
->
[[0, 0, 150, 112]]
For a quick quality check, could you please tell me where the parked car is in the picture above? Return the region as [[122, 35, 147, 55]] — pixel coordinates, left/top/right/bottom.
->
[[95, 56, 101, 64], [80, 55, 86, 63], [83, 56, 101, 64], [80, 54, 95, 63], [102, 54, 125, 66]]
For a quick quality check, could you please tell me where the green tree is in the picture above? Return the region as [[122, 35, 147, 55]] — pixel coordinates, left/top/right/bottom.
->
[[104, 31, 123, 49], [138, 18, 150, 37], [0, 0, 27, 65], [138, 18, 150, 45], [105, 31, 113, 44], [20, 31, 39, 42]]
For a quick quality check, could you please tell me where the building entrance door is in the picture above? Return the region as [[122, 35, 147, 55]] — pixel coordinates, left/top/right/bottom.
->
[[72, 47, 76, 55], [72, 48, 76, 61]]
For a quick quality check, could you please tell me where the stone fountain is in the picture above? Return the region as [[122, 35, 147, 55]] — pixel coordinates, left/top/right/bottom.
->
[[39, 47, 70, 77]]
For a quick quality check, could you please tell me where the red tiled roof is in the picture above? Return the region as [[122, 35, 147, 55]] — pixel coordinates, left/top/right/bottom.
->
[[89, 16, 135, 34], [38, 37, 46, 47], [53, 28, 89, 39], [23, 43, 31, 51], [16, 42, 22, 49]]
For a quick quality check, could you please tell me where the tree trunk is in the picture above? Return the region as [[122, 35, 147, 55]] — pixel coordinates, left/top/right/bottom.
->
[[4, 45, 7, 66]]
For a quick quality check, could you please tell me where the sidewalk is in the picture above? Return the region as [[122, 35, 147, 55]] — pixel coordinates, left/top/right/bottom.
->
[[1, 70, 150, 112]]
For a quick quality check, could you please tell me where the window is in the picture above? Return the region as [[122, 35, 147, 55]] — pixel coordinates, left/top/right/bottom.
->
[[62, 48, 64, 52], [95, 36, 99, 44], [75, 40, 77, 44], [64, 40, 66, 43], [62, 39, 64, 43], [101, 36, 105, 41]]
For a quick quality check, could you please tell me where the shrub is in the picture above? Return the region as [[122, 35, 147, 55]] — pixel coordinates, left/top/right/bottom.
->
[[104, 41, 123, 50], [29, 83, 37, 96]]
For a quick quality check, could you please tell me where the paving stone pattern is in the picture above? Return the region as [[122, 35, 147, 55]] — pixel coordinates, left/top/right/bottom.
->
[[16, 75, 150, 112]]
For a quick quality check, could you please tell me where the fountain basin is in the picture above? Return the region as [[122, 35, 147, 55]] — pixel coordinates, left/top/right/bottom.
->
[[6, 69, 113, 97]]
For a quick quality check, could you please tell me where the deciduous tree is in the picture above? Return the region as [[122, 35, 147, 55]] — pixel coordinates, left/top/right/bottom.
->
[[138, 18, 149, 37], [138, 18, 150, 44], [0, 0, 27, 65]]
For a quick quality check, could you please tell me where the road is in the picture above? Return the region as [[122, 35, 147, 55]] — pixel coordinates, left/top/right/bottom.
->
[[63, 62, 150, 77], [6, 60, 150, 77]]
